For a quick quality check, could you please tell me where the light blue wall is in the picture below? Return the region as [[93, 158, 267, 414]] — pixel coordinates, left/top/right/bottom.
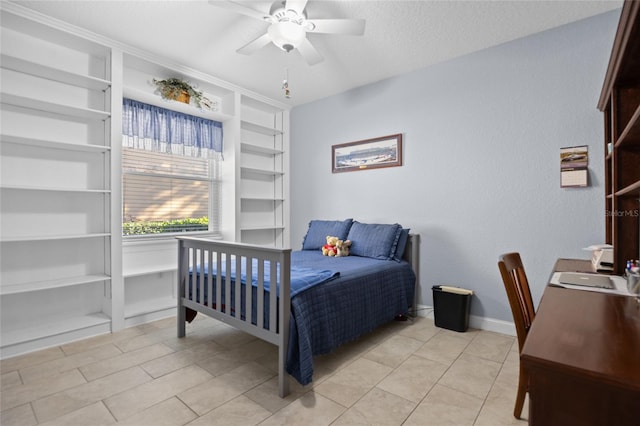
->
[[289, 10, 620, 322]]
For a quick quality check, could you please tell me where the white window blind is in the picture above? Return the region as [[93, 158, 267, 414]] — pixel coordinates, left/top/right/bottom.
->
[[122, 147, 220, 236]]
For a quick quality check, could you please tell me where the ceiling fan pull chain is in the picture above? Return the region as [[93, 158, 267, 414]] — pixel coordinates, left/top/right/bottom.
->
[[282, 68, 291, 98]]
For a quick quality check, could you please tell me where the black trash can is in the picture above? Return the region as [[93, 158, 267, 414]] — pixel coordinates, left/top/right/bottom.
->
[[432, 285, 473, 332]]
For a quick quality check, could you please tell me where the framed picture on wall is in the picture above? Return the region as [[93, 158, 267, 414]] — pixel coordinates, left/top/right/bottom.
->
[[332, 133, 402, 173]]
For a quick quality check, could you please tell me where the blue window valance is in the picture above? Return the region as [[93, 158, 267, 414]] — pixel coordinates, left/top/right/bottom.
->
[[122, 98, 223, 159]]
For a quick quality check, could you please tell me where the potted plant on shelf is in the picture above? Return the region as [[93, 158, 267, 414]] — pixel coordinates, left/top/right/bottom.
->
[[152, 77, 214, 110]]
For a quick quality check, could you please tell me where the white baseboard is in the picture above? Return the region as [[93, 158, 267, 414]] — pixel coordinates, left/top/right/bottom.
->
[[414, 304, 516, 337], [124, 307, 176, 329]]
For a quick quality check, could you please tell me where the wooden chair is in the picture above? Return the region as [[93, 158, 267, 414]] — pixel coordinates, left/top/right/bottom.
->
[[498, 252, 536, 419]]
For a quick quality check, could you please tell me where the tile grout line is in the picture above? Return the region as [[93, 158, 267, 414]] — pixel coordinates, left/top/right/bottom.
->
[[2, 318, 521, 426]]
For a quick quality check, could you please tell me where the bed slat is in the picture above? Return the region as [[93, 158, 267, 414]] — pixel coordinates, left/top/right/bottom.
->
[[199, 249, 205, 305], [235, 255, 242, 317], [216, 251, 222, 313], [207, 250, 213, 310], [246, 257, 253, 324], [257, 259, 264, 329], [224, 254, 231, 314]]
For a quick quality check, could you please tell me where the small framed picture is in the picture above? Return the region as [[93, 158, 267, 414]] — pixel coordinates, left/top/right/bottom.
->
[[332, 134, 402, 173]]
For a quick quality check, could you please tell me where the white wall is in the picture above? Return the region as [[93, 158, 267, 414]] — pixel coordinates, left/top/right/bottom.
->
[[289, 11, 620, 322]]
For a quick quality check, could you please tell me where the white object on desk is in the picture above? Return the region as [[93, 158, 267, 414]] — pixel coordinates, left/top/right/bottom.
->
[[583, 244, 614, 271], [550, 272, 633, 296]]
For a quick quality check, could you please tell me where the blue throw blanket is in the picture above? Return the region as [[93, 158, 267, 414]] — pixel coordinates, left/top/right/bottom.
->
[[194, 256, 339, 297]]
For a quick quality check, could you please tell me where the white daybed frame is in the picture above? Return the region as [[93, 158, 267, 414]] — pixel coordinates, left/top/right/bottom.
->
[[176, 234, 420, 397]]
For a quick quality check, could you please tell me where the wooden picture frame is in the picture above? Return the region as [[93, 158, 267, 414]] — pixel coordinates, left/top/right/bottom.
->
[[332, 134, 402, 173]]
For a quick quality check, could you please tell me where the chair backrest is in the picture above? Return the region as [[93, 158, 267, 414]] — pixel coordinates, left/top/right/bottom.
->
[[498, 252, 535, 352]]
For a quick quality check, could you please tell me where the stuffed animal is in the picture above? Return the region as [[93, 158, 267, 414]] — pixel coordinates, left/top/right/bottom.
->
[[322, 235, 339, 256], [335, 239, 352, 257]]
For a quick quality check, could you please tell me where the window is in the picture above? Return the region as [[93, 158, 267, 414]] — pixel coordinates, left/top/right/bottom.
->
[[121, 98, 223, 237]]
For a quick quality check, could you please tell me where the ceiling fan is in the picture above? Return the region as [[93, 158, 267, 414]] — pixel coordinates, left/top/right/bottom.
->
[[209, 0, 365, 65]]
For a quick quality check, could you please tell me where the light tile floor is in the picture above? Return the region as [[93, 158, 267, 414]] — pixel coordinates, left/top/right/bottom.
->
[[1, 315, 528, 425]]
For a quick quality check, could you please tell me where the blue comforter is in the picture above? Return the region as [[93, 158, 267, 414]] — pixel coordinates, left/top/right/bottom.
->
[[286, 251, 415, 385], [189, 251, 415, 385]]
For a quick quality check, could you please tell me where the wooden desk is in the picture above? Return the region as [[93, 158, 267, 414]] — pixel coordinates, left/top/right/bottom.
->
[[521, 259, 640, 426]]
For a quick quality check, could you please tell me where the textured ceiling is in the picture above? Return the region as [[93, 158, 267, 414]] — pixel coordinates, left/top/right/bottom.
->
[[10, 0, 622, 107]]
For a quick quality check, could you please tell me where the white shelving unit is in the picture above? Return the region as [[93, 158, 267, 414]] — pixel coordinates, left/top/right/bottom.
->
[[238, 96, 289, 247], [0, 3, 289, 358], [0, 9, 115, 358], [119, 53, 238, 326], [121, 238, 179, 327]]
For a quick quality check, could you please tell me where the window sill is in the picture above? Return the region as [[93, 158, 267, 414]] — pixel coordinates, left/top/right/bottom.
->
[[123, 231, 221, 246]]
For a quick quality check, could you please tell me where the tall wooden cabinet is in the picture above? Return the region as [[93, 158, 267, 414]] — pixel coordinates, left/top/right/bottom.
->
[[598, 0, 640, 275], [0, 3, 289, 357]]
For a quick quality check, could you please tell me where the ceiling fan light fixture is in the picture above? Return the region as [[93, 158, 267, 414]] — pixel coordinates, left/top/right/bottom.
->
[[268, 21, 306, 52]]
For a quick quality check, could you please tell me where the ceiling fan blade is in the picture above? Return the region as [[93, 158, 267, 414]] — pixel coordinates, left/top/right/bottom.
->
[[208, 0, 271, 21], [297, 38, 323, 65], [237, 32, 272, 55], [306, 18, 365, 35], [285, 0, 308, 15]]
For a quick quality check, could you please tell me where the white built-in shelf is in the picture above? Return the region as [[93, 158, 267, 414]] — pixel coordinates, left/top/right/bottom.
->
[[240, 225, 285, 231], [241, 196, 285, 201], [241, 120, 283, 136], [0, 134, 110, 152], [124, 267, 177, 278], [1, 233, 110, 243], [238, 97, 287, 247], [123, 86, 232, 122], [0, 54, 111, 91], [1, 5, 112, 57], [124, 296, 176, 319], [0, 185, 110, 193], [240, 142, 283, 155], [0, 93, 110, 120], [240, 166, 284, 176], [1, 274, 111, 296], [1, 312, 111, 347], [0, 6, 116, 359]]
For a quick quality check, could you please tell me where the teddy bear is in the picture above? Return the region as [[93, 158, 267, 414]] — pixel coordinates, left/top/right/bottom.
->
[[335, 239, 352, 257], [322, 235, 339, 256]]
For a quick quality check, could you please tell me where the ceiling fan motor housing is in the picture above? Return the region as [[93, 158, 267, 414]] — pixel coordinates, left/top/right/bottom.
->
[[268, 7, 307, 52]]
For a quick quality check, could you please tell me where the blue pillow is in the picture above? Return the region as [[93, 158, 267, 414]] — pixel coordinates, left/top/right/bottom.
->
[[301, 219, 353, 250], [393, 228, 411, 262], [347, 221, 402, 260]]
